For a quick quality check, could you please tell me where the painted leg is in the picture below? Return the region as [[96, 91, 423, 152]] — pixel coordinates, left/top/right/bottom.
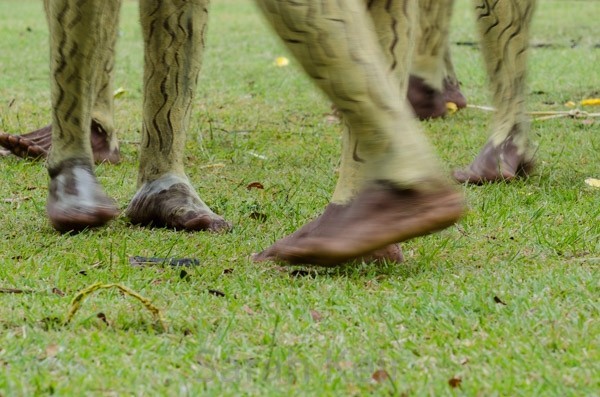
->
[[125, 0, 229, 232], [253, 0, 464, 266], [454, 0, 537, 184], [407, 0, 455, 119], [442, 44, 467, 109], [45, 0, 121, 232], [0, 2, 121, 164]]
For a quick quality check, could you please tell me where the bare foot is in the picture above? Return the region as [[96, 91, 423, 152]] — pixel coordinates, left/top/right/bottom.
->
[[442, 77, 467, 109], [253, 182, 464, 266], [47, 159, 119, 233], [254, 203, 404, 266], [0, 120, 121, 164], [407, 75, 447, 120], [125, 174, 230, 232], [0, 125, 52, 159], [453, 137, 534, 184]]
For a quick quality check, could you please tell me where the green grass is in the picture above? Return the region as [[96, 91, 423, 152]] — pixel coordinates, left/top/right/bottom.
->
[[1, 0, 599, 395]]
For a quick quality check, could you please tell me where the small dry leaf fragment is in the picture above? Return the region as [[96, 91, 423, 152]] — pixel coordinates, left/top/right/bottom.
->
[[3, 196, 31, 204], [310, 309, 323, 322], [338, 361, 353, 370], [242, 305, 255, 315], [565, 101, 576, 108], [246, 182, 264, 190], [581, 98, 600, 106], [45, 344, 60, 359], [372, 369, 390, 383], [274, 56, 289, 67], [97, 312, 110, 326], [448, 377, 462, 388], [494, 296, 507, 305], [584, 178, 600, 188], [52, 287, 65, 297]]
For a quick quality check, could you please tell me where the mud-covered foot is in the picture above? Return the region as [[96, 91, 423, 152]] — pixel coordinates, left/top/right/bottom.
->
[[254, 183, 464, 266], [0, 121, 120, 164], [442, 77, 467, 110], [407, 75, 447, 120], [453, 138, 534, 184], [254, 203, 404, 266], [125, 174, 230, 232], [47, 159, 119, 233], [0, 125, 52, 159]]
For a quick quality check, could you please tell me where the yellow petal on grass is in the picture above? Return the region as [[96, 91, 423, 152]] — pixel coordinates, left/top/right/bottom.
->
[[581, 98, 600, 106], [446, 102, 458, 115], [584, 178, 600, 188], [274, 56, 289, 67], [565, 101, 576, 108], [113, 87, 127, 98]]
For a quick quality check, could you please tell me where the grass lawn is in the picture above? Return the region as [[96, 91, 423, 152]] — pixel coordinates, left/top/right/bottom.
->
[[0, 0, 598, 395]]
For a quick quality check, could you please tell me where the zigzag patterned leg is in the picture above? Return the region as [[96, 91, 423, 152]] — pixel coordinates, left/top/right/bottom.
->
[[125, 0, 230, 232], [253, 0, 464, 265], [0, 0, 121, 163], [89, 5, 121, 165], [45, 0, 121, 232], [332, 0, 417, 205], [408, 0, 455, 119], [441, 43, 468, 109], [455, 0, 537, 183]]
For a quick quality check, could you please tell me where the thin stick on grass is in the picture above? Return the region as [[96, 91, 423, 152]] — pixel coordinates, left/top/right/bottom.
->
[[64, 282, 167, 332]]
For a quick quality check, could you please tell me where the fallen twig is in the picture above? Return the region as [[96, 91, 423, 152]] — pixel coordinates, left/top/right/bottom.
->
[[64, 282, 167, 331], [466, 105, 600, 121]]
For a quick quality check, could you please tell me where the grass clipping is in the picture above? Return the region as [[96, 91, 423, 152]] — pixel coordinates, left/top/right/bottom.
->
[[64, 282, 167, 331]]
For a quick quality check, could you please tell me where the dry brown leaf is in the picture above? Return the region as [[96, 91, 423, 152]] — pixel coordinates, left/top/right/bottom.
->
[[310, 309, 323, 322], [448, 377, 462, 388], [52, 287, 65, 297], [371, 369, 390, 383], [246, 182, 264, 190], [45, 344, 59, 359], [97, 312, 110, 326], [242, 305, 255, 315]]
